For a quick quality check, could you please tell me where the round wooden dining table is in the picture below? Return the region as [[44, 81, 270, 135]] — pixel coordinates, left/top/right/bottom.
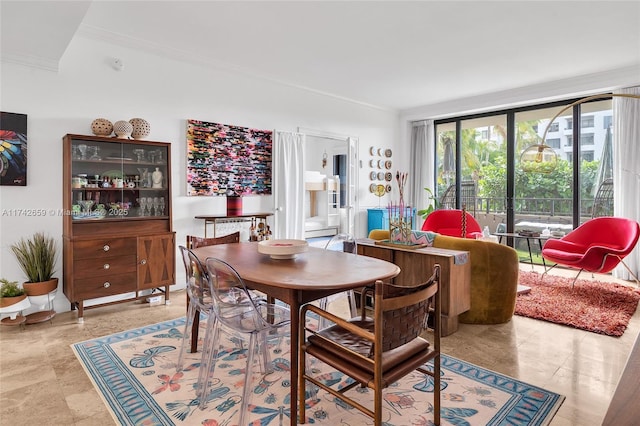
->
[[192, 241, 400, 425]]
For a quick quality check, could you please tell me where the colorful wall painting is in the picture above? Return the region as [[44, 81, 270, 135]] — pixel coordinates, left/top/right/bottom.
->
[[187, 119, 272, 196], [0, 112, 27, 186]]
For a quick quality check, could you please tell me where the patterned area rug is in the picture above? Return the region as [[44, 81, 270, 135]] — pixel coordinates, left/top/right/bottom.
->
[[515, 271, 640, 336], [72, 317, 563, 426]]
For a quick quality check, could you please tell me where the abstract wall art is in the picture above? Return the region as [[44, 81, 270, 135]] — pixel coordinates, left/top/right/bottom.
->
[[0, 112, 27, 186], [186, 119, 272, 196]]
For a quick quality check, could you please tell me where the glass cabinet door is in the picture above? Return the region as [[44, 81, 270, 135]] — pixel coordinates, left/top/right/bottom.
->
[[70, 139, 169, 221]]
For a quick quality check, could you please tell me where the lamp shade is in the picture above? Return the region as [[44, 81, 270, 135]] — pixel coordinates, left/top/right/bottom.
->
[[520, 143, 558, 173]]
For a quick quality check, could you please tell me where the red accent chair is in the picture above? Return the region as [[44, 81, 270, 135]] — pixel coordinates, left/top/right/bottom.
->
[[421, 209, 482, 239], [542, 217, 640, 285]]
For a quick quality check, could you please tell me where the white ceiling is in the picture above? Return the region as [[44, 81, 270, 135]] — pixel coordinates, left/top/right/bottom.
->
[[2, 1, 640, 111]]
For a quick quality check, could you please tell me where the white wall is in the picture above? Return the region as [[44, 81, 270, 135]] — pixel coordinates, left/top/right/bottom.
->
[[0, 35, 400, 315]]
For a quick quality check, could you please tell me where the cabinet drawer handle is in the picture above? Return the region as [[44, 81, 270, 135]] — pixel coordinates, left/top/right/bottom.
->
[[103, 244, 110, 252], [103, 263, 110, 270], [140, 259, 147, 265], [103, 282, 111, 288]]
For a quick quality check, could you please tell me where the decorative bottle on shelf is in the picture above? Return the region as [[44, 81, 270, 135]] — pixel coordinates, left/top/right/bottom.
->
[[152, 167, 162, 188]]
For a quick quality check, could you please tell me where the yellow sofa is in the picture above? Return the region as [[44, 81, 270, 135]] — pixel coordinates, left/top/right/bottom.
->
[[367, 229, 519, 324]]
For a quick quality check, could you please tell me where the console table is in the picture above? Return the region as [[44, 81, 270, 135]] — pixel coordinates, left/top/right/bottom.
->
[[194, 212, 273, 237], [357, 238, 471, 336]]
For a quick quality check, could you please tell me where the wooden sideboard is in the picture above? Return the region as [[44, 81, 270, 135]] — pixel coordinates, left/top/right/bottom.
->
[[357, 238, 471, 336]]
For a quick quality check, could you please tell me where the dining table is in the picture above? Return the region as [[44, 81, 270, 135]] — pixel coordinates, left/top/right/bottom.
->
[[191, 241, 400, 425]]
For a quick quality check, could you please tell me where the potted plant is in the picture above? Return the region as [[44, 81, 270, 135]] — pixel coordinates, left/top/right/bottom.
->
[[417, 187, 439, 219], [10, 232, 59, 296], [0, 278, 27, 308]]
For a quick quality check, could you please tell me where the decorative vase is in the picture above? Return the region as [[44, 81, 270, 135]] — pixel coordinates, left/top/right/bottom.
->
[[227, 196, 243, 216], [129, 118, 151, 139], [0, 293, 28, 309], [23, 278, 58, 296], [151, 167, 163, 188], [91, 118, 113, 136], [0, 294, 30, 325], [113, 120, 133, 139]]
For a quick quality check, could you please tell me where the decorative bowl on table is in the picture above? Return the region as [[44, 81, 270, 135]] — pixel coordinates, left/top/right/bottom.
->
[[258, 239, 308, 259]]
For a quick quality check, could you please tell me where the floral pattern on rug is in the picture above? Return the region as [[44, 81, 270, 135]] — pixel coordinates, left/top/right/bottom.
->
[[72, 317, 564, 426]]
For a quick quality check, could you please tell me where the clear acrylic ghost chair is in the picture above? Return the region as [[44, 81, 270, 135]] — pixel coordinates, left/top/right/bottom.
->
[[319, 233, 358, 328], [176, 246, 216, 373], [199, 257, 291, 425]]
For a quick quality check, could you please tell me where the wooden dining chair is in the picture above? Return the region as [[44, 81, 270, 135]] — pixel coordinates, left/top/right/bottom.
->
[[318, 233, 358, 327], [186, 231, 240, 249], [299, 264, 441, 426], [184, 232, 240, 353]]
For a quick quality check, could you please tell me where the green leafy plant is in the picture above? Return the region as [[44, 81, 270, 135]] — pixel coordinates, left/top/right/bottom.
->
[[417, 187, 439, 219], [10, 232, 58, 283], [0, 279, 25, 298]]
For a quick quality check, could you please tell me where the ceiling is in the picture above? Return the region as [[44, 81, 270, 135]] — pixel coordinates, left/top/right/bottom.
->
[[2, 1, 640, 111]]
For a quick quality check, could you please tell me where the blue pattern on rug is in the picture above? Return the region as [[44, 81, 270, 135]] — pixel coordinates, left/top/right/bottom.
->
[[71, 317, 564, 426]]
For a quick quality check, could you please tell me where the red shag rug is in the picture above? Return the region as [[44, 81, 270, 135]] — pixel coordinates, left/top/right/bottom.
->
[[515, 271, 640, 336]]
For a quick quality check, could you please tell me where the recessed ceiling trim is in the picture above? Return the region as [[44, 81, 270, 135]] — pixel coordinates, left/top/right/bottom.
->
[[1, 52, 59, 72], [76, 24, 393, 113]]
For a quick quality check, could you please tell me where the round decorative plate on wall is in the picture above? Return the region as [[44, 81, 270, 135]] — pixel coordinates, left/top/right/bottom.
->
[[370, 171, 377, 180], [385, 149, 392, 157]]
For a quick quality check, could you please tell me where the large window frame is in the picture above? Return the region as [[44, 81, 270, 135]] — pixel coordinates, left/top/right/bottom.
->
[[432, 95, 613, 235]]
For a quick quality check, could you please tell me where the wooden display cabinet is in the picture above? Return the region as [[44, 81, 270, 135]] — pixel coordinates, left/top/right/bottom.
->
[[62, 134, 175, 321]]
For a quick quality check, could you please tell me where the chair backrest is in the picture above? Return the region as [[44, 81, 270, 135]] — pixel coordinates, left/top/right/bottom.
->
[[324, 233, 357, 254], [204, 256, 268, 331], [592, 178, 614, 218], [421, 209, 482, 238], [186, 231, 240, 249], [378, 265, 440, 352], [565, 217, 640, 251], [178, 245, 211, 307], [439, 180, 477, 215]]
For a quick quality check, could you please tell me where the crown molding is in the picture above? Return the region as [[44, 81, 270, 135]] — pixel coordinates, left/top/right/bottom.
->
[[1, 52, 59, 72], [76, 24, 393, 113], [400, 65, 640, 122]]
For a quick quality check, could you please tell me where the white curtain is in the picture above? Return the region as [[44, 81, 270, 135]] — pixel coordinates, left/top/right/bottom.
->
[[410, 120, 434, 230], [613, 86, 640, 280], [273, 131, 305, 240]]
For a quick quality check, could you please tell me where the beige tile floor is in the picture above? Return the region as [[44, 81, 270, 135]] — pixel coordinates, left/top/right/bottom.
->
[[1, 265, 638, 425]]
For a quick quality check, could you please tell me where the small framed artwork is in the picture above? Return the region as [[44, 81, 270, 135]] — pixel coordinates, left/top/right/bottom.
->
[[0, 112, 27, 186]]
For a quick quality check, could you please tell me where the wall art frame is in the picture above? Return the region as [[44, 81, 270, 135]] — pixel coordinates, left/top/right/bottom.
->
[[0, 111, 27, 186], [186, 119, 272, 196]]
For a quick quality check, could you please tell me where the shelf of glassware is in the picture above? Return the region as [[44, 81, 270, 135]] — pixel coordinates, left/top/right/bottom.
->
[[67, 137, 170, 223]]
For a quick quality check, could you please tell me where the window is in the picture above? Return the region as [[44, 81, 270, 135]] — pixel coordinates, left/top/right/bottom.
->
[[547, 138, 561, 149], [581, 116, 594, 128], [581, 151, 594, 161], [580, 134, 594, 145], [432, 95, 614, 258]]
